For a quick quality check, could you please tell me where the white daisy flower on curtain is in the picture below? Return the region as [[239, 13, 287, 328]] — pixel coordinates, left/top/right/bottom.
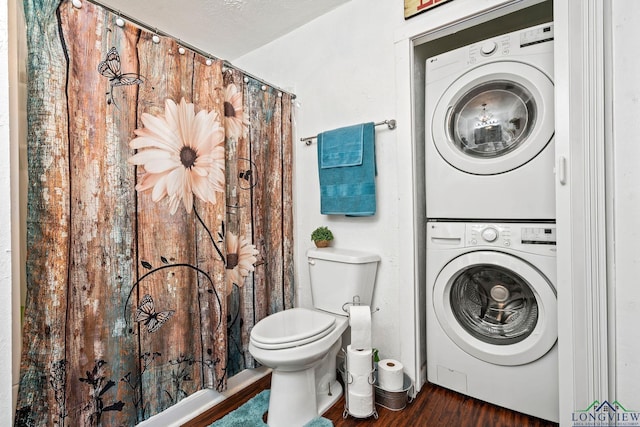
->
[[223, 83, 248, 140], [225, 231, 259, 295], [128, 98, 226, 214]]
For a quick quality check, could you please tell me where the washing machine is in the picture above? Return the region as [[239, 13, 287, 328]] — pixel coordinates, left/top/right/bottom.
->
[[426, 221, 558, 422], [425, 23, 555, 220]]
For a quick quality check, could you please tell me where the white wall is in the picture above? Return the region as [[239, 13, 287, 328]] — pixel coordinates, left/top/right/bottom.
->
[[236, 0, 406, 369], [611, 0, 640, 404], [1, 0, 15, 424]]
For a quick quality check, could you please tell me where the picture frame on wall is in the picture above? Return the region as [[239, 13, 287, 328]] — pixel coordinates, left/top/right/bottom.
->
[[404, 0, 453, 19]]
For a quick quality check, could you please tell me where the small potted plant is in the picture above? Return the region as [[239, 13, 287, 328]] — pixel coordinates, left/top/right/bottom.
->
[[311, 226, 334, 248]]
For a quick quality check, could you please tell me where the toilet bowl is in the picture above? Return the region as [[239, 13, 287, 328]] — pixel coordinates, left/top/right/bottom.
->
[[249, 308, 348, 426], [248, 247, 380, 427]]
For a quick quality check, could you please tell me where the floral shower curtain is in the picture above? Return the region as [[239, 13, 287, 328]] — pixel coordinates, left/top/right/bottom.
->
[[15, 0, 294, 425]]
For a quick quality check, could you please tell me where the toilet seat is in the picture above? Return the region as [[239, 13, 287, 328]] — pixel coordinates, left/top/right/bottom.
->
[[250, 308, 337, 350]]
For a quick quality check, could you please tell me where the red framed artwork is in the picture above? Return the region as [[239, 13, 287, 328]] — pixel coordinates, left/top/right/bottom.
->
[[404, 0, 453, 19]]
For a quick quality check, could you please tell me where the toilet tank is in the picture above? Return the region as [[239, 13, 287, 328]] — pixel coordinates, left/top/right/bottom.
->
[[307, 248, 380, 316]]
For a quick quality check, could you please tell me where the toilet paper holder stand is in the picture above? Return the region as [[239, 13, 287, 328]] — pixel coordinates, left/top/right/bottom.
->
[[341, 295, 380, 315], [339, 295, 379, 419], [339, 348, 379, 420]]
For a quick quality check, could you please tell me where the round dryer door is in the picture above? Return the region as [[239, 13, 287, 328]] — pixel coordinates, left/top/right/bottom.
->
[[433, 251, 557, 366], [431, 61, 554, 175]]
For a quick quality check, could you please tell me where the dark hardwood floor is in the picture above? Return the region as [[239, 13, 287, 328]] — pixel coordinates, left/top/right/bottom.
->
[[184, 373, 558, 427]]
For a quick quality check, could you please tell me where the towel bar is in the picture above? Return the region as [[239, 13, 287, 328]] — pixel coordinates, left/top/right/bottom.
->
[[301, 119, 396, 145]]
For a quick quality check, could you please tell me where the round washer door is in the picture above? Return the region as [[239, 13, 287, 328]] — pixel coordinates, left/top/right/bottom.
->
[[433, 251, 557, 366], [431, 61, 554, 175]]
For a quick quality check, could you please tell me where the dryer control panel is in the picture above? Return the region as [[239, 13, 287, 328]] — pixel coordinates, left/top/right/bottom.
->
[[463, 22, 554, 66]]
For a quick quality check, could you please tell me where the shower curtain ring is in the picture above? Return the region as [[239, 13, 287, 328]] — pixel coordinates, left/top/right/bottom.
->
[[115, 11, 125, 27]]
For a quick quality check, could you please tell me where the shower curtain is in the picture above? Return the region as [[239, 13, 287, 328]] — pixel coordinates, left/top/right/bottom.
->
[[15, 0, 294, 425]]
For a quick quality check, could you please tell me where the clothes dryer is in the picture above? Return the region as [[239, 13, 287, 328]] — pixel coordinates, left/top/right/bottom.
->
[[426, 23, 555, 220], [426, 221, 558, 422]]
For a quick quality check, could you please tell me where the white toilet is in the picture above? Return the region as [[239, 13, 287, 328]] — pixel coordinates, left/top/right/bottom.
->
[[249, 247, 380, 427]]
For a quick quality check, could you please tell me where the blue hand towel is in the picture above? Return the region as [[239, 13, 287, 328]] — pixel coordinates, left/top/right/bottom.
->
[[319, 124, 364, 168], [317, 122, 376, 216]]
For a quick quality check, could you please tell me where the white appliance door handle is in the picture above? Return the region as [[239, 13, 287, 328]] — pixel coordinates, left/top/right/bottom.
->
[[558, 156, 567, 185]]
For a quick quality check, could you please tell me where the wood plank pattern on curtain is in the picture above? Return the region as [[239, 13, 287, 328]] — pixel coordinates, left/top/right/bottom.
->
[[15, 1, 294, 426], [225, 76, 296, 377]]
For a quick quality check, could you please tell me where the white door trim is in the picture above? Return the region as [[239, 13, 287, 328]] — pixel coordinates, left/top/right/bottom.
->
[[554, 0, 611, 424]]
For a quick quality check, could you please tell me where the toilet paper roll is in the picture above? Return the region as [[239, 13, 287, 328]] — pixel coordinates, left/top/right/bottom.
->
[[346, 345, 372, 375], [378, 358, 404, 391], [349, 305, 372, 350], [346, 345, 374, 395], [347, 389, 374, 417], [349, 372, 374, 395]]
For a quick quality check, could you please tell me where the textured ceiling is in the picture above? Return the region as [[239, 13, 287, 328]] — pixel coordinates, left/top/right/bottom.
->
[[98, 0, 351, 61]]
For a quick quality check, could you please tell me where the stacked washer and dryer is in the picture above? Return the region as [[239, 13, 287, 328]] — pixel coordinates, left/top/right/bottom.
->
[[425, 23, 559, 422]]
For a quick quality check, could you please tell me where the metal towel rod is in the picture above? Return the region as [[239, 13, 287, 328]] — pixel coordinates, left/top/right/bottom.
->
[[300, 119, 397, 145]]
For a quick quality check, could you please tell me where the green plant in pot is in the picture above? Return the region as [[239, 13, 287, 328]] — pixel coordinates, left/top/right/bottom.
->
[[311, 226, 334, 248]]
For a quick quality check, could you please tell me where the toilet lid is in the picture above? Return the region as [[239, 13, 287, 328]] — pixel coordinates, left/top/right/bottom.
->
[[250, 308, 337, 350]]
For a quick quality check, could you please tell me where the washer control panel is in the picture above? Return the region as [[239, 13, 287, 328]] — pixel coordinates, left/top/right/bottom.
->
[[465, 223, 556, 255], [427, 222, 556, 255]]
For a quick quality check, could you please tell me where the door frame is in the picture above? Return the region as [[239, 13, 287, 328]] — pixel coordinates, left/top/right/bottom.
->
[[394, 0, 611, 421]]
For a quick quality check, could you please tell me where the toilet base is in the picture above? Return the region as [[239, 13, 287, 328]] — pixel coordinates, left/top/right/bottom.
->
[[267, 371, 343, 427], [266, 340, 343, 427], [268, 368, 316, 427]]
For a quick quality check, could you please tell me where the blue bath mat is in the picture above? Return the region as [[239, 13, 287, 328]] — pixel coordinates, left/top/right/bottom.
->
[[209, 390, 333, 427]]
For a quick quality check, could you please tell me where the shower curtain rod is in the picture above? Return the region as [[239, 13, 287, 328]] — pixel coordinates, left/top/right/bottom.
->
[[300, 119, 397, 145], [81, 0, 297, 99]]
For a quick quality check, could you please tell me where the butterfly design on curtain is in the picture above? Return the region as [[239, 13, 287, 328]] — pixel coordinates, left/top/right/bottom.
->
[[237, 157, 258, 190], [98, 46, 144, 108], [135, 294, 175, 333]]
